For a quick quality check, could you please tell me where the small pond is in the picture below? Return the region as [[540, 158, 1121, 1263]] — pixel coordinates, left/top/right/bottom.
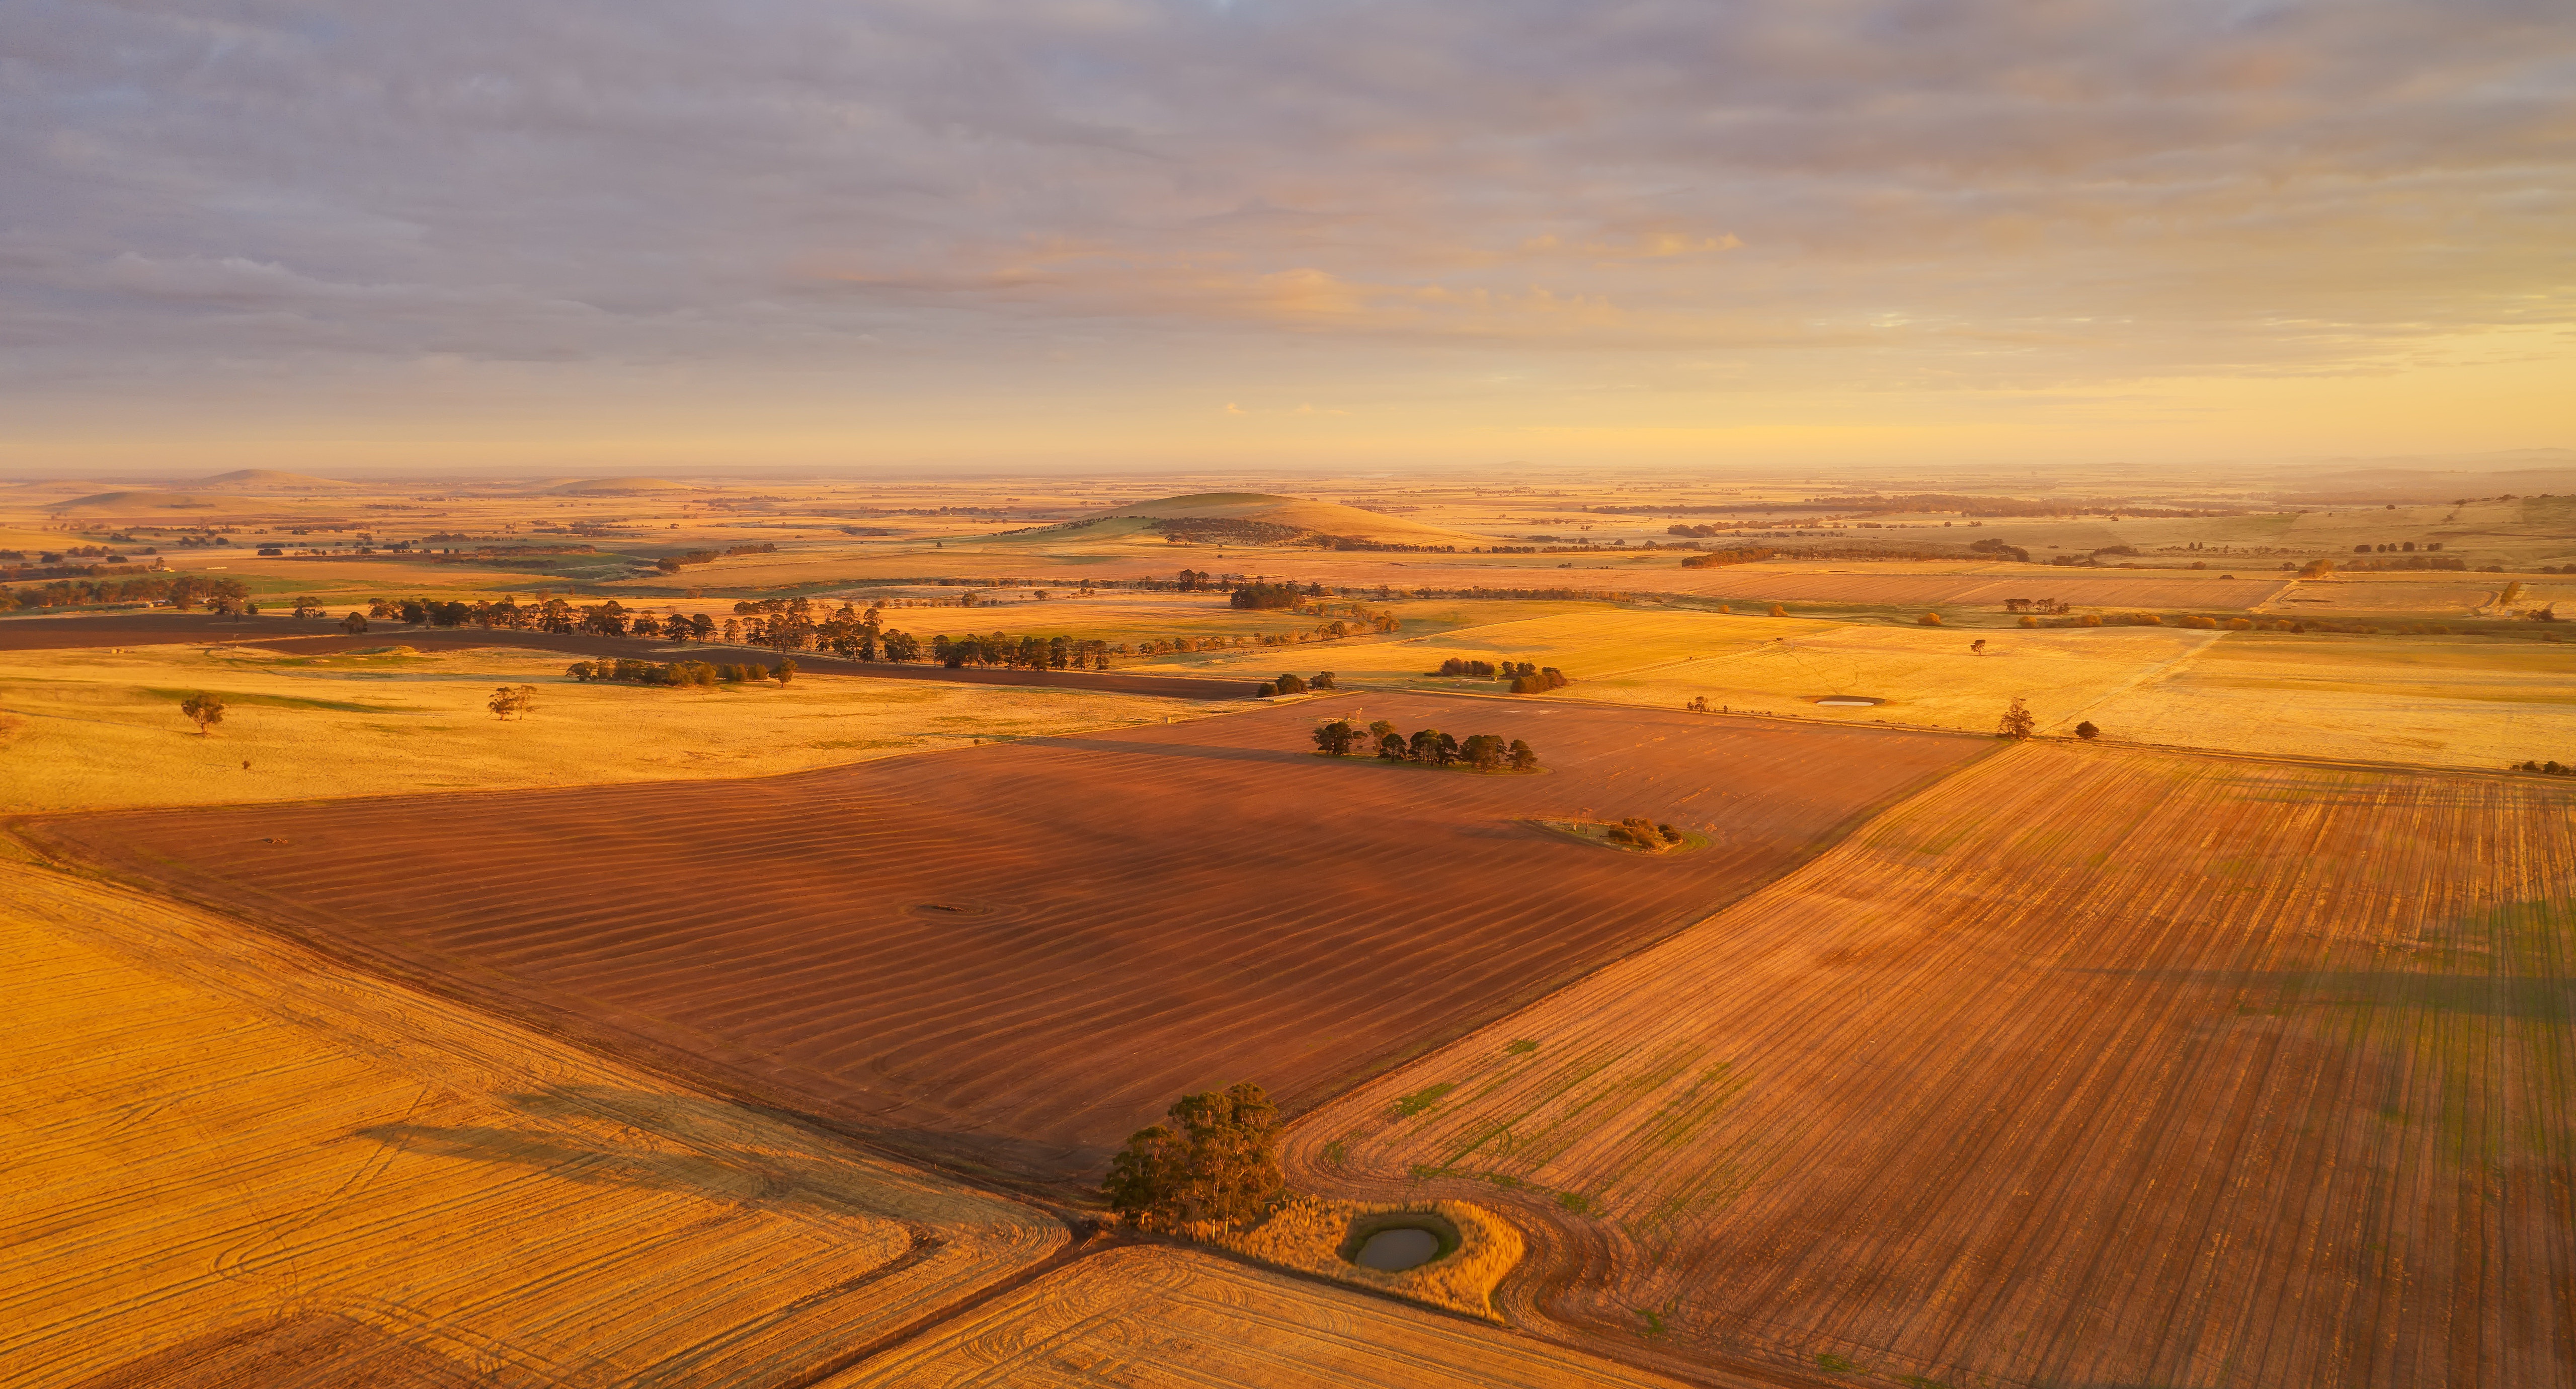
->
[[1354, 1226, 1442, 1271], [1814, 696, 1884, 708]]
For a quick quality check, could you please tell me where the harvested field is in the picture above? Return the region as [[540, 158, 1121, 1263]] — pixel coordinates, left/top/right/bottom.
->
[[2264, 573, 2576, 618], [1291, 744, 2576, 1388], [1658, 561, 2284, 611], [827, 1245, 1703, 1389], [20, 696, 1987, 1183], [2081, 633, 2576, 770], [0, 862, 1065, 1389], [1131, 606, 1787, 687], [1558, 621, 2218, 734], [0, 639, 1224, 811]]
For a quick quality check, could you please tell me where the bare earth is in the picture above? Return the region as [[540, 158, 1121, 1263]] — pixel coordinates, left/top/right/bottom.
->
[[17, 696, 1987, 1184]]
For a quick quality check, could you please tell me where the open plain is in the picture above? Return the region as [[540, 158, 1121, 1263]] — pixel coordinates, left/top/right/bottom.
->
[[0, 861, 1066, 1389], [1291, 743, 2576, 1388], [18, 694, 1985, 1183]]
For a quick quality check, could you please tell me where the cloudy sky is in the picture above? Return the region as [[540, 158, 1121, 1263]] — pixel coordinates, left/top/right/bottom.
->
[[4, 0, 2569, 476]]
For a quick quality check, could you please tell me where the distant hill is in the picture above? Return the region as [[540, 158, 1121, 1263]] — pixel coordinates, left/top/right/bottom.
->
[[194, 469, 355, 491], [45, 491, 238, 512], [1073, 492, 1479, 547], [542, 477, 700, 496]]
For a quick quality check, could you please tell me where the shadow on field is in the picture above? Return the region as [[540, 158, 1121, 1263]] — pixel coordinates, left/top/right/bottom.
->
[[352, 1084, 1019, 1221], [1018, 735, 1313, 766], [2070, 967, 2573, 1020]]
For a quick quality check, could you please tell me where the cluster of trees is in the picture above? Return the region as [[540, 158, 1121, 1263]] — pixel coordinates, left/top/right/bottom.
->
[[1679, 547, 1777, 569], [1230, 580, 1312, 610], [2354, 541, 2444, 553], [1102, 1083, 1284, 1231], [488, 684, 538, 719], [1313, 718, 1540, 771], [1257, 671, 1338, 696], [566, 658, 794, 686], [1509, 666, 1570, 693], [2516, 759, 2573, 776], [933, 631, 1109, 670], [1969, 537, 2032, 562], [654, 541, 775, 572], [1430, 658, 1565, 693], [0, 573, 245, 611]]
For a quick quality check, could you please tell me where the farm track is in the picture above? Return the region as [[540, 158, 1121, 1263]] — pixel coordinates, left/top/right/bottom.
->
[[1290, 743, 2576, 1387], [17, 695, 1986, 1186], [0, 612, 1259, 699]]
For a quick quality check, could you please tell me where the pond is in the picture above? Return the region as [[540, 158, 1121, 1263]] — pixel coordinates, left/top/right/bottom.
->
[[1354, 1226, 1442, 1271]]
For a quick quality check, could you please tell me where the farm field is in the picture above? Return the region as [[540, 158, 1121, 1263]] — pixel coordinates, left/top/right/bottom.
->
[[0, 637, 1224, 812], [831, 1245, 1708, 1389], [1533, 619, 2219, 732], [0, 860, 1066, 1389], [1654, 559, 2286, 612], [1124, 605, 1790, 687], [1290, 744, 2576, 1389], [19, 695, 1989, 1183], [2078, 633, 2576, 770], [2265, 571, 2576, 619]]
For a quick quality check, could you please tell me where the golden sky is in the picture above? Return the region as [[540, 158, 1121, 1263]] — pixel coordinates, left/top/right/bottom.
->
[[4, 1, 2568, 475]]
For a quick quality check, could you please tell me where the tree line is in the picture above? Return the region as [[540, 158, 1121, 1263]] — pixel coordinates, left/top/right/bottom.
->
[[567, 657, 796, 686], [1, 573, 249, 612], [1313, 718, 1540, 771]]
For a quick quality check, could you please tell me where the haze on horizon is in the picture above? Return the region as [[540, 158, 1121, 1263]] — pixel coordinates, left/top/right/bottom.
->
[[4, 0, 2569, 476]]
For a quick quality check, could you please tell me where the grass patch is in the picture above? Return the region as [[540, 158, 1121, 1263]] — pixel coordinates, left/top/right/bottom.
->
[[1394, 1082, 1456, 1117]]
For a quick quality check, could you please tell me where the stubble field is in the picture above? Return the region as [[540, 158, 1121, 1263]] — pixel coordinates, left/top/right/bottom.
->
[[19, 695, 1987, 1184], [831, 1245, 1705, 1389], [0, 862, 1066, 1389], [0, 637, 1226, 812], [1292, 744, 2576, 1388]]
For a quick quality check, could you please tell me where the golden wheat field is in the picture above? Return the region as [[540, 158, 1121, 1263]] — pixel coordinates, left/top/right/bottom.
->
[[0, 641, 1219, 811], [1127, 605, 1787, 686], [2078, 633, 2576, 769], [0, 861, 1067, 1388], [1550, 620, 2220, 731], [829, 1245, 1702, 1389], [1290, 744, 2576, 1389]]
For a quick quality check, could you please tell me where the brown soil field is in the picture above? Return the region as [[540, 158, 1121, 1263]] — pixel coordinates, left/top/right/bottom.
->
[[1291, 744, 2576, 1387], [19, 696, 1986, 1185], [0, 861, 1066, 1389], [829, 1245, 1712, 1389]]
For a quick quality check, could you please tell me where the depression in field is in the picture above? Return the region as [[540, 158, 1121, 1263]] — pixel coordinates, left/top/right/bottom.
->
[[5, 4, 2571, 1387]]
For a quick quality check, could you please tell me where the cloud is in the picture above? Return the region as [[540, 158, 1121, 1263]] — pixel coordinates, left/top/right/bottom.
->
[[0, 0, 2567, 429]]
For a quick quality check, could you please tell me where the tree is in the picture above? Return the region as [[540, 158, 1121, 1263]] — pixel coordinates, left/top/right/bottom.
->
[[1461, 733, 1507, 769], [772, 658, 797, 684], [1997, 697, 2036, 740], [1101, 1082, 1284, 1231], [1508, 739, 1539, 771], [1917, 611, 1943, 626], [1970, 639, 1987, 654], [1273, 672, 1308, 695], [180, 691, 224, 736], [489, 684, 536, 720], [1312, 718, 1362, 755], [1377, 731, 1408, 759], [291, 597, 324, 619], [1311, 671, 1337, 690], [341, 611, 368, 635], [2075, 720, 2100, 740]]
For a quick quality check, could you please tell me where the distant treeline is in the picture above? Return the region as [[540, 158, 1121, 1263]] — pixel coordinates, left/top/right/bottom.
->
[[1680, 547, 1776, 569], [568, 657, 794, 686], [1, 573, 246, 611]]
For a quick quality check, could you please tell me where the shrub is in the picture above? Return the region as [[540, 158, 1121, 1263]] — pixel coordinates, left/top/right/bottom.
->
[[2019, 614, 2038, 628], [1916, 612, 1943, 626], [2075, 720, 2100, 740], [179, 691, 225, 736]]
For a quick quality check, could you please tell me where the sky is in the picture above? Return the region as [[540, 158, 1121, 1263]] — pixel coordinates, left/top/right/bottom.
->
[[3, 0, 2570, 477]]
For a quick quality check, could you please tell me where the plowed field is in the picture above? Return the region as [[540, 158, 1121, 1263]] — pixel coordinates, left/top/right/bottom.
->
[[20, 696, 1985, 1183], [830, 1245, 1707, 1389], [0, 863, 1064, 1389], [1292, 745, 2576, 1388]]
